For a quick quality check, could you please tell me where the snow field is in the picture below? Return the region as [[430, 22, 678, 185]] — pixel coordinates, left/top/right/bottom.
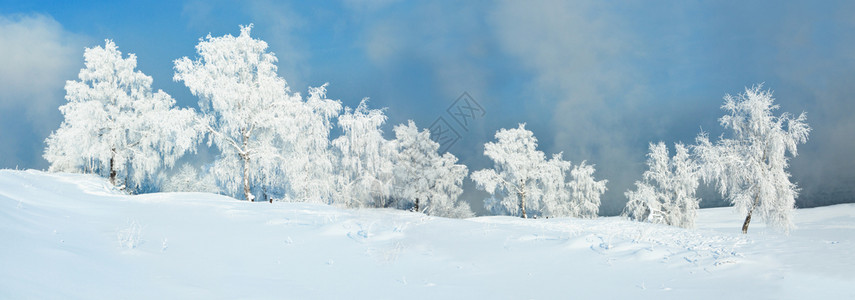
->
[[1, 170, 853, 299]]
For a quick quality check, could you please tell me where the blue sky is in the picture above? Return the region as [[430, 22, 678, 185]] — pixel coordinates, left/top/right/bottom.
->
[[2, 1, 853, 215]]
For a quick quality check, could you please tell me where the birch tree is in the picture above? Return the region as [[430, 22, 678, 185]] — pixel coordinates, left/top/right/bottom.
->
[[392, 120, 472, 218], [695, 85, 810, 233], [332, 99, 396, 207], [44, 40, 200, 191], [283, 84, 342, 203], [566, 161, 608, 219], [174, 24, 300, 201], [473, 124, 604, 218], [623, 142, 699, 228], [472, 124, 545, 218]]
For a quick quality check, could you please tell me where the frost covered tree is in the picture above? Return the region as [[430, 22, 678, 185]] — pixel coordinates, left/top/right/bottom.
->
[[473, 124, 602, 218], [392, 120, 472, 218], [623, 142, 699, 228], [160, 164, 221, 193], [332, 99, 396, 208], [537, 154, 572, 217], [472, 124, 546, 218], [429, 153, 475, 218], [44, 40, 200, 191], [535, 156, 607, 218], [695, 85, 810, 233], [284, 84, 342, 203], [623, 181, 658, 224], [566, 161, 608, 219], [174, 24, 303, 201]]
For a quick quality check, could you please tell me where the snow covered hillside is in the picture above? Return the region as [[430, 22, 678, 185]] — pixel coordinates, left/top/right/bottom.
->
[[1, 170, 853, 299]]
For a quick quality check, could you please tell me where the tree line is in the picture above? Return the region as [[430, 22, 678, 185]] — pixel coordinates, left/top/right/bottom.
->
[[44, 25, 810, 232]]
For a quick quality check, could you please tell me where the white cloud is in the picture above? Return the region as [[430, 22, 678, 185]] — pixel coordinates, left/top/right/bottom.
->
[[0, 13, 88, 168], [491, 1, 633, 105], [357, 2, 493, 105], [0, 14, 85, 120], [362, 20, 404, 66], [246, 0, 309, 90], [181, 0, 216, 31]]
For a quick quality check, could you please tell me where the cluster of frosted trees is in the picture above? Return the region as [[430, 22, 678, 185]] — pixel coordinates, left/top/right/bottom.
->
[[623, 143, 700, 228], [41, 25, 811, 229], [44, 25, 473, 217], [43, 40, 202, 190], [472, 124, 608, 219], [44, 25, 611, 220], [624, 85, 810, 233]]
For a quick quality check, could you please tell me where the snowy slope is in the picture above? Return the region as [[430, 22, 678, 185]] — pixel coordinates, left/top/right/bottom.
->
[[1, 170, 853, 299]]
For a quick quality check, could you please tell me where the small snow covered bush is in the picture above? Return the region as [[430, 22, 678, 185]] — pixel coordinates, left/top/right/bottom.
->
[[117, 219, 144, 249]]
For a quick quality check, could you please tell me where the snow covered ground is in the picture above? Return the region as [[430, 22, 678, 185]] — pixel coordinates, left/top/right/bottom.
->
[[1, 170, 853, 299]]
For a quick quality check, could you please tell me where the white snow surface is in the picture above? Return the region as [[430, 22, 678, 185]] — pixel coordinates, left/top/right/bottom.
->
[[1, 170, 853, 299]]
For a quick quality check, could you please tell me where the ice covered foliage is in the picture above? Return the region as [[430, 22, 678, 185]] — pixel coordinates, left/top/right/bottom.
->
[[160, 164, 221, 193], [332, 99, 396, 208], [566, 161, 608, 219], [695, 85, 810, 233], [472, 124, 605, 218], [623, 142, 700, 228], [174, 24, 304, 201], [285, 84, 342, 203], [472, 124, 546, 218], [44, 40, 201, 191], [392, 121, 472, 218]]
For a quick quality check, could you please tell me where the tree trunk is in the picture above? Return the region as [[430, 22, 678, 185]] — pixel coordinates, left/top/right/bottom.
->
[[518, 179, 528, 219], [241, 128, 253, 202], [742, 210, 752, 234], [109, 148, 117, 186], [414, 198, 420, 212], [263, 187, 269, 203], [742, 193, 760, 234], [242, 155, 252, 201], [744, 151, 769, 234]]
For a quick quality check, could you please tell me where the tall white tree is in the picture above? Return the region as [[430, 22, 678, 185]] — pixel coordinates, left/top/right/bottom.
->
[[472, 124, 603, 219], [567, 161, 608, 219], [537, 154, 572, 217], [472, 124, 546, 218], [392, 120, 472, 218], [670, 143, 700, 227], [44, 40, 200, 191], [332, 99, 396, 208], [429, 153, 475, 218], [623, 142, 699, 228], [283, 84, 342, 203], [695, 85, 810, 233], [174, 24, 301, 201]]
